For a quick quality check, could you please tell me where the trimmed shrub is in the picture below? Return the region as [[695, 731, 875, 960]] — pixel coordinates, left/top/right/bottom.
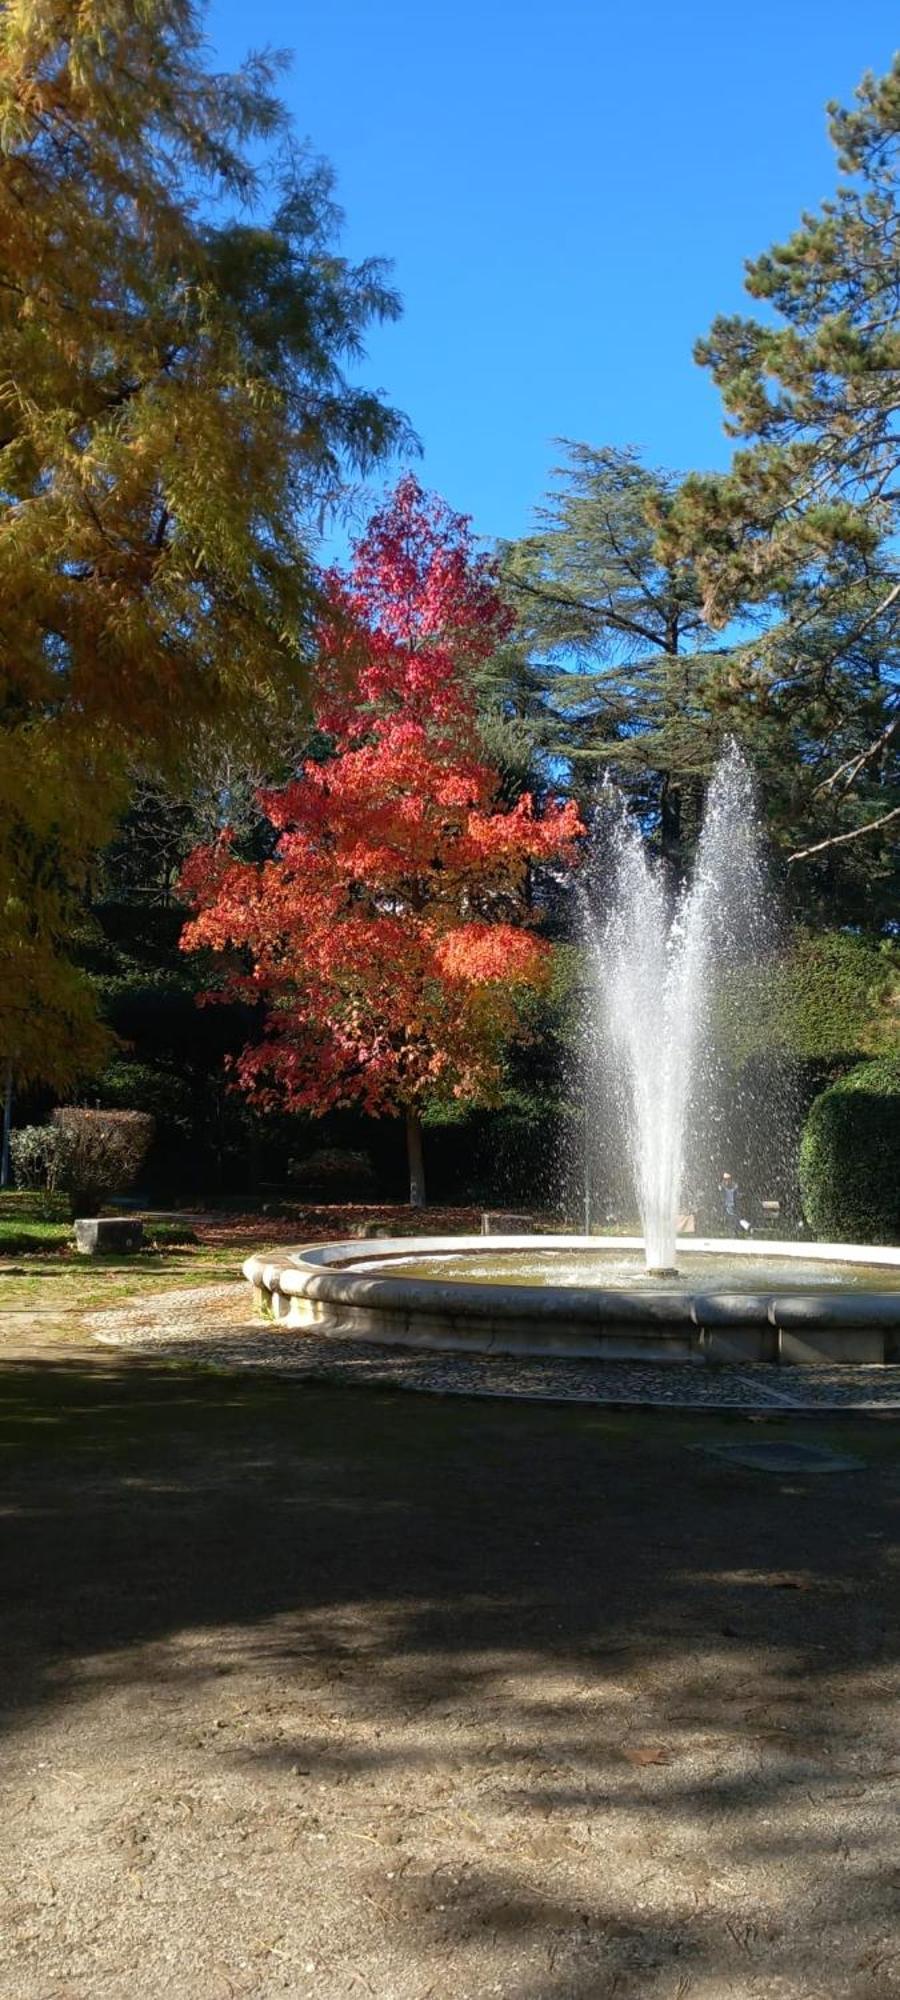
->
[[287, 1147, 376, 1199], [799, 1057, 900, 1245], [51, 1108, 156, 1220], [10, 1125, 62, 1192], [716, 930, 900, 1069]]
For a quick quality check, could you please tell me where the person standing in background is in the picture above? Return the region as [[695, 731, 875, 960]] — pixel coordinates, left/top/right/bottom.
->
[[720, 1171, 742, 1234]]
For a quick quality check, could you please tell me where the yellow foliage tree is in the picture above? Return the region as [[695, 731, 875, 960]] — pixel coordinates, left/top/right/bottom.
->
[[0, 0, 406, 1087]]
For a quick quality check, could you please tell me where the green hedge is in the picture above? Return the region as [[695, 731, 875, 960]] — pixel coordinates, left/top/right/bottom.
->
[[799, 1056, 900, 1245], [716, 930, 900, 1069]]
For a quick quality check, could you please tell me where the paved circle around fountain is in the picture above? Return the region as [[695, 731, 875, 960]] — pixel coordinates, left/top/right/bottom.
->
[[87, 1284, 900, 1411]]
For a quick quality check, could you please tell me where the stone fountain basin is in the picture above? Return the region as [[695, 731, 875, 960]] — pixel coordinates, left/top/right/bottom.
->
[[243, 1235, 900, 1366]]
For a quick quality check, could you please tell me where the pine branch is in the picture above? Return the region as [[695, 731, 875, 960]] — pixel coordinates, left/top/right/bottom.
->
[[505, 573, 664, 652]]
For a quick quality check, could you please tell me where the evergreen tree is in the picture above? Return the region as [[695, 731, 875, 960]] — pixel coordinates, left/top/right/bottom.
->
[[500, 443, 736, 860], [663, 58, 900, 894], [503, 426, 897, 917]]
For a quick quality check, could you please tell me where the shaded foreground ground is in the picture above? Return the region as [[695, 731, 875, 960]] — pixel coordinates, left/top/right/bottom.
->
[[0, 1363, 898, 2000]]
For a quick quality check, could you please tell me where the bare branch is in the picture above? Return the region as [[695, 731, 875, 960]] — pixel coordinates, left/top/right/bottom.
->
[[787, 804, 900, 863], [815, 708, 899, 797]]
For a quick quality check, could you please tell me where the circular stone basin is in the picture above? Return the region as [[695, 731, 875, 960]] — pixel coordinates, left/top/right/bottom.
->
[[243, 1235, 900, 1369]]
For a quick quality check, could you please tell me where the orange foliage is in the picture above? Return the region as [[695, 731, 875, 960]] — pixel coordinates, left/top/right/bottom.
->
[[180, 479, 582, 1118]]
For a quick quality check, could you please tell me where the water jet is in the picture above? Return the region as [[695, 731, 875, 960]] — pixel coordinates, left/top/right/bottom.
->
[[584, 741, 766, 1275]]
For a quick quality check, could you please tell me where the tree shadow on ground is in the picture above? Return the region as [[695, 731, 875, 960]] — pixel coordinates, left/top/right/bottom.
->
[[0, 1358, 898, 1997]]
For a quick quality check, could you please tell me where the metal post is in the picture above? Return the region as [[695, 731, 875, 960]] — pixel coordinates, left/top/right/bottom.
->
[[582, 1087, 591, 1236]]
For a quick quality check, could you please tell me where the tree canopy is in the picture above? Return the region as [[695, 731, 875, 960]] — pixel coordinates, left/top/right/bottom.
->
[[180, 479, 581, 1202], [4, 18, 897, 1208], [660, 58, 900, 898], [498, 443, 733, 856], [0, 0, 406, 1082]]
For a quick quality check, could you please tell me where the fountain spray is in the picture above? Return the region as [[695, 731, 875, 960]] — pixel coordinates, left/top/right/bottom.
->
[[583, 743, 767, 1275]]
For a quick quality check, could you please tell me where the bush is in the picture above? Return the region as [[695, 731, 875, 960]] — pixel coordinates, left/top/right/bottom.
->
[[94, 1059, 194, 1132], [716, 930, 900, 1068], [51, 1108, 156, 1220], [10, 1125, 62, 1192], [287, 1147, 377, 1199], [799, 1056, 900, 1245]]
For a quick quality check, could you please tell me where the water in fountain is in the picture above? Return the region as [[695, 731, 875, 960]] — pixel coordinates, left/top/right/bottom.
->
[[583, 743, 768, 1274]]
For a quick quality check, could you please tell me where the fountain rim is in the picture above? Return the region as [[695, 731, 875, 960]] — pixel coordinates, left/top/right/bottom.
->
[[290, 1232, 898, 1266], [243, 1234, 900, 1365]]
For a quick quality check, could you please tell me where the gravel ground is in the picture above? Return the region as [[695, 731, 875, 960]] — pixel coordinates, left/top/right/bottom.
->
[[0, 1359, 897, 2000], [86, 1282, 900, 1410]]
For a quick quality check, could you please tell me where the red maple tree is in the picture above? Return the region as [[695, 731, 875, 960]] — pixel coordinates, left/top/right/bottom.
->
[[180, 477, 582, 1203]]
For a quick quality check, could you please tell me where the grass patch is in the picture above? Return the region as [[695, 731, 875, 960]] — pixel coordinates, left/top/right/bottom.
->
[[0, 1220, 70, 1253], [0, 1189, 69, 1252], [146, 1221, 199, 1247], [0, 1254, 240, 1314], [0, 1191, 67, 1222], [0, 1191, 201, 1283]]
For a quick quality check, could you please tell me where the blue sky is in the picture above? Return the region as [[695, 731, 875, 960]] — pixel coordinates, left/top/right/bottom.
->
[[207, 0, 899, 550]]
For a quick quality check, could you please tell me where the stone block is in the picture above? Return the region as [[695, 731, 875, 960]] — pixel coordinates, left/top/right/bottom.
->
[[74, 1216, 144, 1255]]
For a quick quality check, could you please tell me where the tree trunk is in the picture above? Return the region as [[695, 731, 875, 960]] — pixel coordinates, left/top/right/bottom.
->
[[405, 1111, 426, 1208], [247, 1113, 262, 1196], [0, 1063, 12, 1190], [659, 770, 682, 872]]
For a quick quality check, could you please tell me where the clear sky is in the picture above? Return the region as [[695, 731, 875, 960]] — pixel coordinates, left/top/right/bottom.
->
[[206, 0, 899, 548]]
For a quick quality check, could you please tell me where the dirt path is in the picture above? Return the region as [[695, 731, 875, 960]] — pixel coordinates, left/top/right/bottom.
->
[[0, 1358, 898, 1999]]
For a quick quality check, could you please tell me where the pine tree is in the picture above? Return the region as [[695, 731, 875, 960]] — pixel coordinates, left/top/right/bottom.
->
[[500, 444, 734, 860], [663, 58, 900, 887], [502, 438, 898, 924]]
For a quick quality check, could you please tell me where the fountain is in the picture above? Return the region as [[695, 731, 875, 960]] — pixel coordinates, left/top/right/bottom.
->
[[584, 743, 766, 1275], [245, 750, 900, 1368]]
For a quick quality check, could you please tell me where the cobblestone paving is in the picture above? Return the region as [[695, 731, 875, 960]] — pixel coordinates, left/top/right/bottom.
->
[[86, 1283, 900, 1411]]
